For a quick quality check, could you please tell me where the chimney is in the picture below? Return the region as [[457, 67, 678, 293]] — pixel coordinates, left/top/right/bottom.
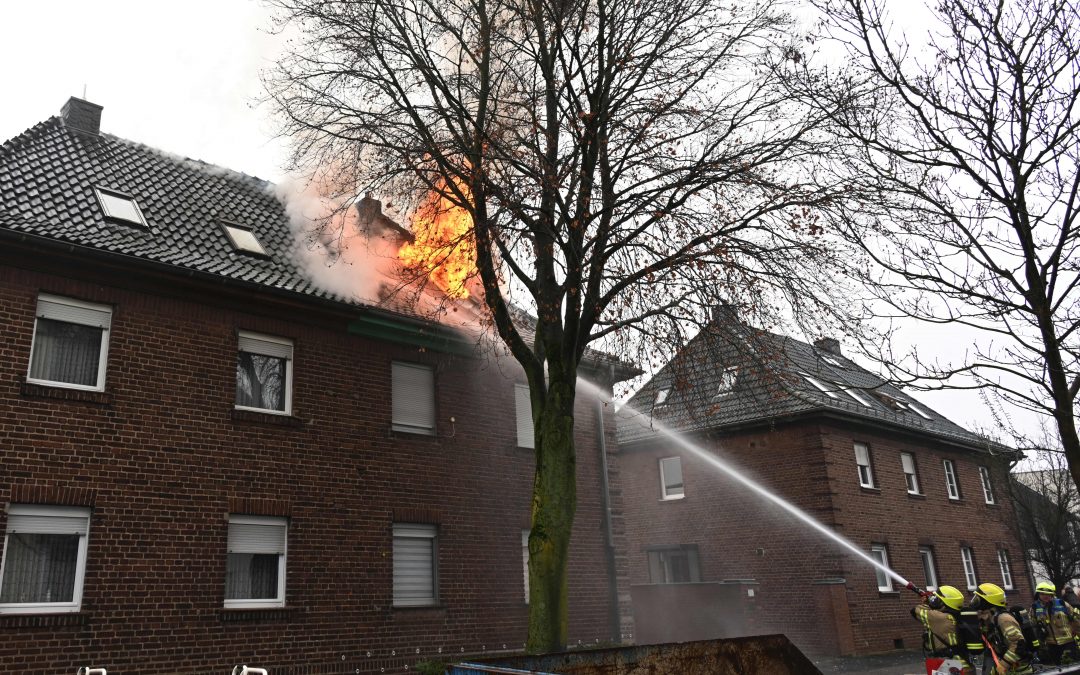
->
[[61, 97, 103, 135], [814, 337, 841, 356], [709, 301, 740, 325]]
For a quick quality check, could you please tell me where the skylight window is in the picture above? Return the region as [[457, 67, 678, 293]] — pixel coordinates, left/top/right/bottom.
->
[[95, 187, 147, 226], [822, 355, 844, 368], [715, 367, 738, 397], [221, 221, 269, 256], [844, 387, 875, 408], [654, 388, 671, 406], [908, 402, 934, 420], [802, 374, 839, 399]]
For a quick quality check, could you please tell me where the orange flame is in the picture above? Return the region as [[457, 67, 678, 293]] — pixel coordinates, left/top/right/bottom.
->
[[399, 181, 477, 299]]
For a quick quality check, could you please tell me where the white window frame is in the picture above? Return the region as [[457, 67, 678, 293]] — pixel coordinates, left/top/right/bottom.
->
[[224, 515, 287, 609], [908, 402, 933, 420], [27, 294, 112, 392], [979, 466, 996, 504], [0, 505, 91, 614], [393, 523, 438, 607], [515, 383, 534, 449], [221, 221, 269, 256], [854, 442, 876, 488], [659, 456, 685, 500], [919, 547, 938, 591], [391, 362, 436, 435], [998, 549, 1014, 590], [944, 460, 960, 500], [235, 331, 294, 415], [802, 373, 839, 399], [94, 186, 148, 226], [715, 367, 739, 397], [901, 453, 921, 494], [521, 529, 530, 603], [870, 544, 893, 592], [961, 547, 977, 590]]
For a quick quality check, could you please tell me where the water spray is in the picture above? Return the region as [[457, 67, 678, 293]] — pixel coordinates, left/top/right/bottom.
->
[[583, 378, 920, 592]]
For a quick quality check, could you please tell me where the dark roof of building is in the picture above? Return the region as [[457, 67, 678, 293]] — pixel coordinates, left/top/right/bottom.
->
[[0, 102, 637, 377], [617, 318, 999, 453], [0, 114, 338, 300]]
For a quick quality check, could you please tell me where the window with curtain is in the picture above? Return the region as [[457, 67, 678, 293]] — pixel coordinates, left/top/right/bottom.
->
[[224, 516, 286, 608], [27, 294, 111, 391], [235, 332, 293, 414], [393, 523, 438, 607], [0, 505, 90, 614], [392, 362, 435, 435], [515, 384, 534, 449]]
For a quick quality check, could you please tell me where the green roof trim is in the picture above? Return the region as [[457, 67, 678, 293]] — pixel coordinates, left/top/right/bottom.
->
[[347, 314, 473, 355]]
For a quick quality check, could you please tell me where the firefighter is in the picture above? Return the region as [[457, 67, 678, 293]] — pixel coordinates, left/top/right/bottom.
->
[[1032, 581, 1080, 665], [912, 585, 975, 673], [971, 582, 1034, 675]]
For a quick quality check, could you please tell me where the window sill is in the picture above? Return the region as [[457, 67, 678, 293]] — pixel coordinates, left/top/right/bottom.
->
[[906, 492, 926, 500], [659, 496, 686, 503], [878, 590, 902, 598], [0, 611, 89, 628], [219, 606, 296, 622], [947, 498, 964, 504], [20, 381, 112, 406], [230, 409, 305, 428], [391, 425, 437, 438], [859, 486, 881, 494]]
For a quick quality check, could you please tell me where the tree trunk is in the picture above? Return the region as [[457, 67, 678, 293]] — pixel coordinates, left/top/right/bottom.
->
[[526, 370, 578, 654]]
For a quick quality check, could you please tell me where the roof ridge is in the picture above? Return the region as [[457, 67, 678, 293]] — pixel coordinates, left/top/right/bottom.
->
[[103, 133, 276, 194]]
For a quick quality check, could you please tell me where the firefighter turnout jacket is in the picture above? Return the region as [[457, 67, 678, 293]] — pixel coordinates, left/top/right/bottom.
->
[[983, 609, 1034, 674], [1033, 597, 1080, 646], [913, 601, 964, 655]]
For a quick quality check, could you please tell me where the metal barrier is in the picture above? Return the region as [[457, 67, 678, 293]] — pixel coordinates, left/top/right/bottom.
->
[[231, 666, 268, 675], [76, 669, 107, 675]]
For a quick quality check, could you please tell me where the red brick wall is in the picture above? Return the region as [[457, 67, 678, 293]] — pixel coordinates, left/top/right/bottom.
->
[[618, 418, 1031, 656], [0, 257, 630, 674]]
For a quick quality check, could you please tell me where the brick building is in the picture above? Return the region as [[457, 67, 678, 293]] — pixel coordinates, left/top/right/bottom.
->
[[616, 314, 1031, 656], [0, 98, 634, 674]]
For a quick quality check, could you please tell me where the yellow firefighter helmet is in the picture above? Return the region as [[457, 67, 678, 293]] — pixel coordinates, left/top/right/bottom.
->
[[975, 582, 1006, 608], [935, 585, 966, 611]]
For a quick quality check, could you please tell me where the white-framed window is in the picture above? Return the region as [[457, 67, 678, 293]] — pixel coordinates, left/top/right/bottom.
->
[[944, 460, 960, 500], [221, 220, 269, 256], [521, 529, 530, 603], [654, 387, 670, 407], [854, 442, 875, 488], [803, 373, 839, 399], [646, 545, 701, 584], [391, 362, 435, 435], [844, 387, 875, 408], [979, 466, 995, 504], [998, 549, 1014, 590], [235, 332, 293, 415], [225, 515, 286, 609], [94, 186, 147, 227], [919, 547, 938, 591], [659, 456, 685, 500], [27, 294, 112, 391], [393, 523, 438, 607], [901, 453, 921, 494], [909, 402, 933, 420], [960, 547, 977, 589], [515, 383, 534, 449], [715, 367, 738, 396], [870, 544, 893, 591], [0, 505, 91, 614]]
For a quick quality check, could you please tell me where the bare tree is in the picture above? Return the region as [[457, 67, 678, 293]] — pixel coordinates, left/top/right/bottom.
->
[[1012, 443, 1080, 591], [793, 0, 1080, 492], [265, 0, 850, 651]]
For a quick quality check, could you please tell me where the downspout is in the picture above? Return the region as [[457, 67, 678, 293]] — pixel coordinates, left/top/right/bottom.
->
[[595, 372, 622, 643]]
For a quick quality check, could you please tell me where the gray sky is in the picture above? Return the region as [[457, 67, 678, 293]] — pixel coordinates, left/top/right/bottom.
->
[[0, 1, 1047, 440]]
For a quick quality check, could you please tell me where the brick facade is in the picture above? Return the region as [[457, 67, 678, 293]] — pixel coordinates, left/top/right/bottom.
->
[[618, 417, 1031, 656], [0, 248, 633, 674]]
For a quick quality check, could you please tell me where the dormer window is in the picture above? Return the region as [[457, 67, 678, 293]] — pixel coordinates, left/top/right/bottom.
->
[[221, 221, 269, 256], [95, 187, 147, 227]]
